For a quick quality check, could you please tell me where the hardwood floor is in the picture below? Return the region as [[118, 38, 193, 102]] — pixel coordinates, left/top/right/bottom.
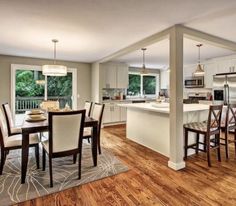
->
[[16, 125, 236, 206]]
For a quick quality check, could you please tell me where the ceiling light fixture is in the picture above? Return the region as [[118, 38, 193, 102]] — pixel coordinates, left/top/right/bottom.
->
[[194, 44, 204, 76], [42, 39, 67, 76], [140, 48, 148, 74]]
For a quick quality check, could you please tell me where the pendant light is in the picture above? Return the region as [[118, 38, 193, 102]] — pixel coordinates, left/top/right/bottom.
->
[[42, 39, 67, 76], [194, 44, 204, 76], [140, 48, 148, 74]]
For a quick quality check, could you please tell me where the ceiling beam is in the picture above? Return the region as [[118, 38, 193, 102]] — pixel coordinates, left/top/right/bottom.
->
[[96, 27, 171, 63], [180, 25, 236, 52]]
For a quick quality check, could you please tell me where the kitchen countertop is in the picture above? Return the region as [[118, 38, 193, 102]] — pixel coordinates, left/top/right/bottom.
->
[[102, 98, 156, 103], [118, 102, 209, 114]]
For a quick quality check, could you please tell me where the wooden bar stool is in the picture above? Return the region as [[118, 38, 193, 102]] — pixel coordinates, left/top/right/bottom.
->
[[184, 105, 223, 167], [220, 104, 236, 159]]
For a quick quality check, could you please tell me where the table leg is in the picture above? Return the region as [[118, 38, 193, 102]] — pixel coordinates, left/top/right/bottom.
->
[[91, 125, 98, 166], [21, 132, 29, 184]]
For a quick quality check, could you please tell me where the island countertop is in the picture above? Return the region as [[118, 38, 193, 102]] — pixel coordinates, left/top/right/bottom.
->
[[118, 102, 210, 114]]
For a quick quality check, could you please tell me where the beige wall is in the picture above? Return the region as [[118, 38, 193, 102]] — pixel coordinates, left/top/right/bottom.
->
[[0, 55, 91, 108]]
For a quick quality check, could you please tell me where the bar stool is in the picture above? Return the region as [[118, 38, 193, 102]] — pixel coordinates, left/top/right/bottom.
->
[[184, 105, 223, 167], [220, 104, 236, 159]]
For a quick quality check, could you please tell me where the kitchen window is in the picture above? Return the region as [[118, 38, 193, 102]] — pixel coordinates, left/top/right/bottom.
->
[[127, 73, 159, 97]]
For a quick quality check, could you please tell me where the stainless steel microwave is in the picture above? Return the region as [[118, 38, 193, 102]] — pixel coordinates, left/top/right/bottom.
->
[[184, 77, 204, 88]]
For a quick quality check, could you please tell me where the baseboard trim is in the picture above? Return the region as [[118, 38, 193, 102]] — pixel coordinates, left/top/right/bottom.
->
[[168, 160, 186, 170]]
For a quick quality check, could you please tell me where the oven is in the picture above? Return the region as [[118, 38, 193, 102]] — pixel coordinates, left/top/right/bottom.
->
[[184, 77, 204, 88]]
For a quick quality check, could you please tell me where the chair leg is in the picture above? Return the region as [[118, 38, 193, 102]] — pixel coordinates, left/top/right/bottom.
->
[[49, 157, 53, 187], [217, 134, 221, 162], [206, 135, 211, 167], [98, 135, 101, 155], [42, 148, 46, 171], [0, 150, 6, 175], [225, 130, 229, 159], [78, 152, 82, 179], [87, 137, 90, 143], [184, 129, 188, 160], [73, 154, 77, 164], [234, 129, 236, 158], [35, 145, 40, 169], [196, 133, 199, 155]]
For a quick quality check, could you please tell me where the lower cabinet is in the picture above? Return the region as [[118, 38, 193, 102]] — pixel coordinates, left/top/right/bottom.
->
[[103, 102, 127, 125]]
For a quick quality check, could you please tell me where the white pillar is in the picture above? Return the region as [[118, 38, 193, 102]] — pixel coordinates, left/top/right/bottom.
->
[[168, 26, 185, 170]]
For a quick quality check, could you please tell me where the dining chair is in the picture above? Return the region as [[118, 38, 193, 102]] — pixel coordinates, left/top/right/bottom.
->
[[84, 101, 93, 117], [83, 103, 105, 154], [2, 103, 22, 136], [0, 110, 40, 175], [220, 104, 236, 159], [184, 105, 223, 167], [41, 110, 85, 187]]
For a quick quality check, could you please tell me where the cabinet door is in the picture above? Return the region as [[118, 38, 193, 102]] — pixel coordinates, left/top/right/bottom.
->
[[160, 70, 169, 89], [103, 104, 112, 123], [120, 107, 127, 122], [111, 104, 120, 122], [117, 64, 128, 88], [217, 59, 231, 74], [204, 63, 217, 88], [105, 65, 117, 88]]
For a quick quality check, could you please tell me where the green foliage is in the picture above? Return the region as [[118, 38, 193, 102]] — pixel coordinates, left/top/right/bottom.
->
[[143, 76, 156, 94], [15, 70, 72, 97], [127, 74, 141, 96], [16, 70, 44, 97]]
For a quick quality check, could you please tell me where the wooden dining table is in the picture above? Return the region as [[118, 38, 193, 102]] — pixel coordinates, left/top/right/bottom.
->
[[21, 116, 98, 184]]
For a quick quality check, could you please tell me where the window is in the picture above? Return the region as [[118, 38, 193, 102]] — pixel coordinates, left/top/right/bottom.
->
[[127, 73, 159, 97]]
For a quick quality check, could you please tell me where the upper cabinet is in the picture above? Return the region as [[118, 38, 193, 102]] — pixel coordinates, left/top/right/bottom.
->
[[160, 70, 169, 89], [216, 59, 231, 74], [204, 63, 217, 88], [101, 62, 129, 89]]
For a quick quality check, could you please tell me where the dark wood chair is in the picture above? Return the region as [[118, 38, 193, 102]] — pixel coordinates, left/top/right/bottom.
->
[[0, 110, 40, 175], [220, 104, 236, 159], [2, 103, 22, 136], [83, 103, 105, 154], [184, 105, 223, 167], [84, 101, 93, 117], [41, 110, 86, 187]]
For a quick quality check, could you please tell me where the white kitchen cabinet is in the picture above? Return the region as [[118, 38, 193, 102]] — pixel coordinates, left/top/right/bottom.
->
[[102, 102, 127, 125], [217, 59, 231, 74], [204, 63, 217, 88], [120, 107, 127, 122], [101, 62, 128, 89], [160, 70, 169, 89], [117, 65, 129, 88]]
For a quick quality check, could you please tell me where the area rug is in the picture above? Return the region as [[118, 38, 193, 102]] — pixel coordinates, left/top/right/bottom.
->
[[0, 144, 129, 206]]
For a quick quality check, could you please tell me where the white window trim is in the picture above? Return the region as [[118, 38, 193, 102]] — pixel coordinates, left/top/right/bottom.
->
[[127, 72, 159, 98], [11, 64, 77, 118]]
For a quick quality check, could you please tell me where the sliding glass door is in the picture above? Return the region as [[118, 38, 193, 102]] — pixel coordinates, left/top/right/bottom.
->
[[11, 64, 77, 125]]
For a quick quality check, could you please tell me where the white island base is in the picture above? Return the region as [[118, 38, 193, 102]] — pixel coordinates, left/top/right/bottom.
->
[[120, 103, 209, 168]]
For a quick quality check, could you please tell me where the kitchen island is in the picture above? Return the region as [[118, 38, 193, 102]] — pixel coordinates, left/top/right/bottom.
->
[[119, 102, 209, 157]]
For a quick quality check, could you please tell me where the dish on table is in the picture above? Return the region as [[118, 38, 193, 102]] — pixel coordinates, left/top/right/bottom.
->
[[28, 109, 44, 115]]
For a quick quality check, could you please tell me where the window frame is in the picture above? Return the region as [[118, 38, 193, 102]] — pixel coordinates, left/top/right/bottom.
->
[[127, 72, 159, 98]]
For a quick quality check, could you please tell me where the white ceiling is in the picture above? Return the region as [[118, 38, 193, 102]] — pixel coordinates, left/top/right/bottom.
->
[[0, 0, 236, 63], [114, 38, 235, 69]]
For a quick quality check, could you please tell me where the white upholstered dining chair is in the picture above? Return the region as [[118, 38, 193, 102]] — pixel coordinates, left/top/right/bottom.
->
[[0, 109, 40, 175], [84, 101, 93, 117], [2, 103, 22, 136], [83, 103, 105, 154], [41, 110, 86, 187]]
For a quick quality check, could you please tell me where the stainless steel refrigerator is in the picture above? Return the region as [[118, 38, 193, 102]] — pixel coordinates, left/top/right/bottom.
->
[[213, 73, 236, 105]]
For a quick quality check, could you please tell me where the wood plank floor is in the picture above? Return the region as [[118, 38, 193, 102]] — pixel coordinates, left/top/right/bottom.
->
[[16, 125, 236, 206]]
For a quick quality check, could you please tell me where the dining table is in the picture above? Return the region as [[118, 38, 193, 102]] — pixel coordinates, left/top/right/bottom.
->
[[20, 115, 98, 184]]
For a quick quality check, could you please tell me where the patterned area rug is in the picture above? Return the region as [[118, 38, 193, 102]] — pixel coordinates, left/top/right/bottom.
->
[[0, 144, 128, 206]]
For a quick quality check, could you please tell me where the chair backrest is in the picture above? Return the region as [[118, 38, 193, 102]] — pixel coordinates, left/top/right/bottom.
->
[[91, 103, 105, 135], [2, 103, 14, 135], [84, 101, 93, 117], [48, 110, 85, 154], [225, 104, 236, 129], [0, 110, 9, 148], [207, 105, 223, 134]]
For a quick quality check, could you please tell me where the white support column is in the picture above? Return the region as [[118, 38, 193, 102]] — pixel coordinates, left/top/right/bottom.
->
[[168, 26, 185, 170]]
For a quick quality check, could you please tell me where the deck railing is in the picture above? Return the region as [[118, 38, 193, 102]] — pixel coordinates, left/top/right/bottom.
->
[[15, 96, 72, 113]]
